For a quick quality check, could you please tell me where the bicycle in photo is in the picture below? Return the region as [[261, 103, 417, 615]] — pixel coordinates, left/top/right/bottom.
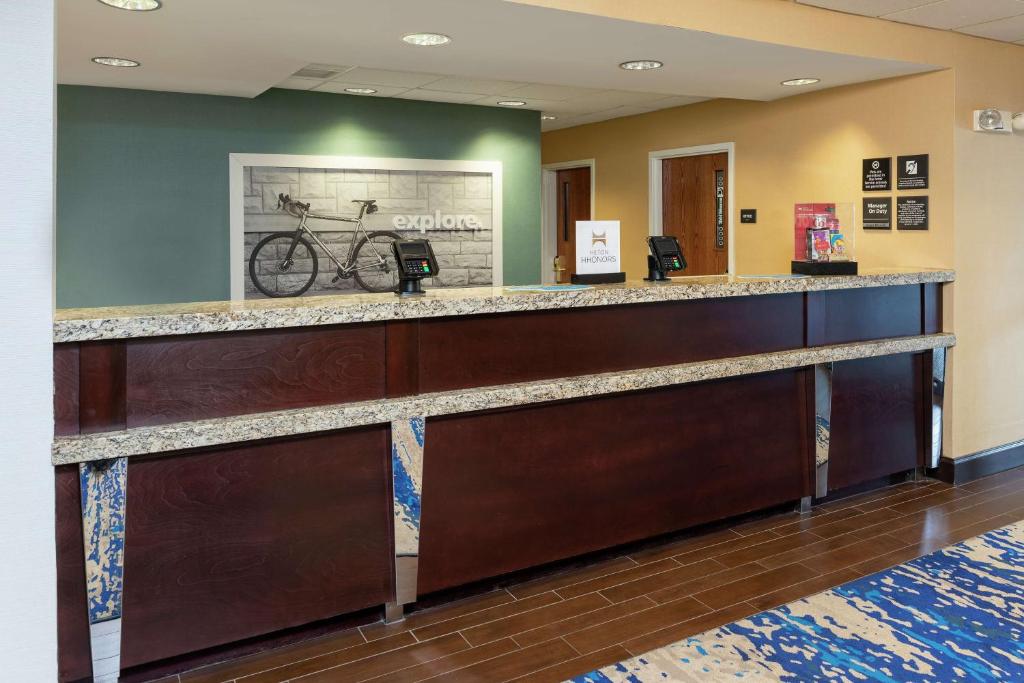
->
[[248, 194, 402, 296]]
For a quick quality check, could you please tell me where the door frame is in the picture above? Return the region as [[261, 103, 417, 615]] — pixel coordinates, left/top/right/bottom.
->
[[541, 159, 596, 284], [648, 143, 735, 275]]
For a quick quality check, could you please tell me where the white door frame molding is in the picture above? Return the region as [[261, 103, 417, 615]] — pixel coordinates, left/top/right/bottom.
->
[[648, 143, 736, 275], [541, 159, 596, 284], [229, 153, 503, 300]]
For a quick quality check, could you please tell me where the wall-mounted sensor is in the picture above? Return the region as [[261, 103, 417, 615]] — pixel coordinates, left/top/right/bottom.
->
[[973, 108, 1014, 134]]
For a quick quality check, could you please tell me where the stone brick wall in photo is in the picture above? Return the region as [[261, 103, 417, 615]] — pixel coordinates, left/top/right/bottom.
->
[[244, 167, 493, 297]]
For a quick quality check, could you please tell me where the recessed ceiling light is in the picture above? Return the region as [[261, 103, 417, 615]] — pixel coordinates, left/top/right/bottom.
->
[[97, 0, 162, 9], [541, 114, 557, 120], [619, 60, 663, 71], [344, 88, 378, 95], [402, 33, 452, 47], [497, 100, 527, 107], [92, 56, 140, 68], [781, 78, 820, 86]]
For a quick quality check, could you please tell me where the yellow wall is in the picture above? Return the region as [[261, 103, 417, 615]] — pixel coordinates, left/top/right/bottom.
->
[[535, 0, 1024, 460], [950, 38, 1024, 457], [542, 72, 954, 277]]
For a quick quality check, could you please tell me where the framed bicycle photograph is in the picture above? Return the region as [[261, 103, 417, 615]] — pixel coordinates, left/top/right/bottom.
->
[[229, 154, 503, 299]]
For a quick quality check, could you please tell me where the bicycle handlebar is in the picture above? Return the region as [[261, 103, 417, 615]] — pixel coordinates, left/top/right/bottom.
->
[[277, 193, 311, 217]]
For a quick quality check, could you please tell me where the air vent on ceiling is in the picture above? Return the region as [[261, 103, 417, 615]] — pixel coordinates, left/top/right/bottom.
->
[[293, 67, 340, 80]]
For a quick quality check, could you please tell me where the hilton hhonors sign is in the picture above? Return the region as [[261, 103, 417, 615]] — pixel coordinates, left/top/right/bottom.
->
[[575, 221, 622, 275]]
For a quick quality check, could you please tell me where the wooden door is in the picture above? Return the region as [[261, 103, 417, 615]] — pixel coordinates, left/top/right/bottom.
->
[[555, 167, 591, 283], [662, 153, 728, 275]]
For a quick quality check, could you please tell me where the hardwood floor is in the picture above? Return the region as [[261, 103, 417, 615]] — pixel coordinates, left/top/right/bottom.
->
[[165, 468, 1024, 683]]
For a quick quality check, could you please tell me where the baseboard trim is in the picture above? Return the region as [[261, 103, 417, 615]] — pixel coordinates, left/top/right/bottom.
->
[[933, 439, 1024, 485]]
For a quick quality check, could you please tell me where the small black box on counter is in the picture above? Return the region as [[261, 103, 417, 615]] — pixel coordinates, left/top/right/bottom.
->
[[571, 272, 626, 284], [791, 260, 859, 276]]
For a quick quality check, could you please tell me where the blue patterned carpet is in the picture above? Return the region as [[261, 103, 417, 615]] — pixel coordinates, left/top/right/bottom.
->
[[572, 520, 1024, 682]]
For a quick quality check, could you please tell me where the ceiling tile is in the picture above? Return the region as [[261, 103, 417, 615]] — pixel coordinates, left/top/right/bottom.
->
[[292, 64, 352, 79], [500, 83, 604, 100], [523, 99, 594, 115], [795, 1, 942, 17], [276, 77, 326, 90], [395, 89, 484, 103], [958, 12, 1024, 40], [338, 68, 443, 88], [312, 81, 409, 97], [420, 76, 528, 95], [468, 95, 564, 111], [884, 0, 1024, 30], [645, 95, 709, 109], [563, 90, 669, 110]]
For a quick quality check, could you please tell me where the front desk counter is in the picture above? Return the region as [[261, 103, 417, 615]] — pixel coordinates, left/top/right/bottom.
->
[[52, 269, 955, 679]]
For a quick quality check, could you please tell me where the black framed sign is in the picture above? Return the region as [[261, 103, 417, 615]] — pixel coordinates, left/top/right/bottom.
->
[[863, 197, 892, 230], [897, 196, 929, 230], [740, 209, 757, 224], [862, 157, 891, 191], [897, 154, 929, 190], [715, 170, 725, 248]]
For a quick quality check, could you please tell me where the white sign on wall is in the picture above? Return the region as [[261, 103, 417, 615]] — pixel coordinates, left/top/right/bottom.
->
[[575, 220, 621, 274]]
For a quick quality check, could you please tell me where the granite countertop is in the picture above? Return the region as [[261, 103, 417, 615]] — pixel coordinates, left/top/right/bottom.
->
[[54, 268, 954, 343], [53, 332, 955, 465]]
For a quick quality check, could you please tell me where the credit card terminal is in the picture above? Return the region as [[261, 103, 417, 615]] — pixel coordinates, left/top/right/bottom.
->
[[391, 239, 440, 296], [645, 235, 687, 281]]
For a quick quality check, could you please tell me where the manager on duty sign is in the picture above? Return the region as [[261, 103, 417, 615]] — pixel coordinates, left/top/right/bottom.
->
[[575, 221, 622, 274]]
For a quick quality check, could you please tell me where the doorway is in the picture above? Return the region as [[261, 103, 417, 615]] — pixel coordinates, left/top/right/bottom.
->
[[649, 144, 735, 276], [542, 160, 594, 284]]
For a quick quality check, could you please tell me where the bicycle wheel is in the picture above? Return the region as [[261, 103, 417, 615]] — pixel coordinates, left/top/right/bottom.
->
[[352, 231, 402, 293], [248, 232, 319, 297]]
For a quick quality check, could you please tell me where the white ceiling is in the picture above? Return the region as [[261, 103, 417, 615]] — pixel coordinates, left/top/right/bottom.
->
[[797, 0, 1024, 43], [58, 0, 938, 132], [273, 65, 708, 131]]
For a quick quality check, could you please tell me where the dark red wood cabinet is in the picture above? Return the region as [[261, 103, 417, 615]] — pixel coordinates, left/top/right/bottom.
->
[[417, 370, 811, 594], [54, 284, 941, 677], [58, 428, 394, 677]]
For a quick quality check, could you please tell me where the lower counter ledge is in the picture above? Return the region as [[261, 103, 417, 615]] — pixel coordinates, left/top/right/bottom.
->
[[52, 332, 955, 466]]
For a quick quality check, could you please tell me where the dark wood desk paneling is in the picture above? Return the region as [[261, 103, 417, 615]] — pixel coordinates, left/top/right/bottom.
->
[[922, 284, 942, 334], [806, 285, 922, 347], [54, 346, 80, 436], [125, 325, 386, 427], [417, 371, 809, 594], [79, 341, 127, 433], [55, 465, 93, 683], [119, 426, 393, 667], [418, 296, 805, 392], [827, 353, 925, 491], [385, 319, 420, 397]]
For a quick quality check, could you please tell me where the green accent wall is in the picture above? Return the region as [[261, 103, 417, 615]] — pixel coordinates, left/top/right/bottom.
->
[[57, 86, 541, 308]]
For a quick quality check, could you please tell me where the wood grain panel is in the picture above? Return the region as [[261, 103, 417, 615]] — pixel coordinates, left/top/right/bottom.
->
[[661, 153, 728, 276], [79, 341, 126, 433], [119, 426, 393, 667], [385, 320, 420, 398], [125, 325, 385, 427], [418, 296, 804, 392], [806, 285, 921, 346], [417, 371, 809, 594], [55, 465, 92, 682], [827, 353, 925, 491], [555, 167, 591, 282], [54, 344, 80, 436]]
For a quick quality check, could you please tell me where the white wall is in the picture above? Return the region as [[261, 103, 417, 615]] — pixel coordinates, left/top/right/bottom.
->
[[0, 1, 57, 679]]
